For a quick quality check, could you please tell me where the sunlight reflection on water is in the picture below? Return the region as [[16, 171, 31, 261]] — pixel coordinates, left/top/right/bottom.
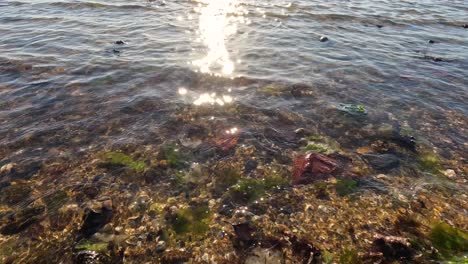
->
[[192, 0, 247, 76]]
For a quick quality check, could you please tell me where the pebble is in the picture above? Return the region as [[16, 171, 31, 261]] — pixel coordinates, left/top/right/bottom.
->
[[376, 24, 383, 28], [155, 241, 166, 252], [0, 163, 14, 174], [428, 40, 435, 44], [115, 40, 125, 45], [443, 169, 456, 178], [463, 24, 468, 28], [319, 36, 329, 42]]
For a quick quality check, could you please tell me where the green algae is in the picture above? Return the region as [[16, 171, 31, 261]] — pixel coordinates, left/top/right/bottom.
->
[[214, 167, 242, 194], [418, 152, 442, 174], [104, 152, 146, 172], [339, 249, 361, 264], [300, 134, 340, 155], [430, 222, 468, 258], [229, 178, 266, 203], [335, 178, 358, 197], [76, 240, 108, 252], [170, 205, 211, 236], [159, 144, 185, 168], [228, 174, 288, 204], [322, 250, 334, 264]]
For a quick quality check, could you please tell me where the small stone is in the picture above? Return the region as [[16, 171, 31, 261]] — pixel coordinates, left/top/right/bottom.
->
[[428, 40, 435, 44], [443, 169, 456, 178], [463, 24, 468, 28], [0, 163, 15, 174], [244, 160, 258, 173], [155, 241, 166, 253], [115, 40, 125, 45], [376, 25, 383, 28], [320, 36, 329, 42]]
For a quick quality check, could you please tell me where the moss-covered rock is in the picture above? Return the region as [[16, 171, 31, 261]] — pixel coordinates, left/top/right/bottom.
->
[[418, 152, 442, 174]]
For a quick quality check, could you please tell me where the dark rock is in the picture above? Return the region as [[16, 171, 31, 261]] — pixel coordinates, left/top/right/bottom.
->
[[376, 25, 383, 28], [424, 55, 443, 62], [428, 40, 435, 44], [291, 238, 321, 264], [370, 235, 415, 261], [363, 154, 400, 172], [115, 40, 125, 45], [320, 36, 329, 42], [244, 160, 258, 173], [78, 198, 113, 240], [463, 24, 468, 28], [233, 222, 256, 242]]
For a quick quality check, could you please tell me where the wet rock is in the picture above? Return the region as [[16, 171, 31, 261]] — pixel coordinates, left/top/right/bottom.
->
[[0, 163, 15, 174], [428, 39, 435, 44], [244, 159, 258, 173], [320, 36, 329, 42], [424, 55, 443, 62], [376, 24, 383, 28], [291, 238, 321, 264], [115, 40, 125, 45], [363, 153, 400, 172], [370, 235, 415, 261], [463, 24, 468, 28], [153, 240, 165, 253], [292, 153, 338, 184], [233, 222, 256, 243], [78, 198, 113, 240], [337, 103, 367, 116]]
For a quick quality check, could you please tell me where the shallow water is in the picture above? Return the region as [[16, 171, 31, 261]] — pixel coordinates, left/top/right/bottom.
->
[[0, 0, 467, 263]]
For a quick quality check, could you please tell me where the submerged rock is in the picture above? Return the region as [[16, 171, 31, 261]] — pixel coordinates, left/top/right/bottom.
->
[[320, 36, 329, 42], [78, 198, 113, 240], [363, 153, 400, 172], [370, 235, 415, 261]]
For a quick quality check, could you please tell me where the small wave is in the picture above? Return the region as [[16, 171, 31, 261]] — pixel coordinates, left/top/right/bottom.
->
[[47, 1, 152, 10]]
